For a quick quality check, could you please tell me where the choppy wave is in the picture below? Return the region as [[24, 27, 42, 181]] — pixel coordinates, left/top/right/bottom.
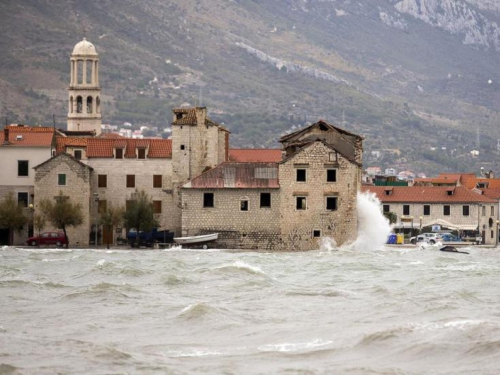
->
[[211, 260, 266, 276], [1, 245, 500, 373], [178, 302, 220, 320]]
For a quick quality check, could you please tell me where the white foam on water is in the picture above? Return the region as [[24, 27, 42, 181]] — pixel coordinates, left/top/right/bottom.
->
[[166, 348, 222, 358], [42, 258, 69, 262], [258, 338, 333, 352]]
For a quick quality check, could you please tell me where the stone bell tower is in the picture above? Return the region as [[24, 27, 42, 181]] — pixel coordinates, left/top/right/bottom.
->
[[67, 38, 102, 135]]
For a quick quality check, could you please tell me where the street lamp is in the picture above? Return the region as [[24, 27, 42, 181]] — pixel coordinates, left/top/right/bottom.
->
[[419, 216, 423, 234], [93, 193, 99, 248]]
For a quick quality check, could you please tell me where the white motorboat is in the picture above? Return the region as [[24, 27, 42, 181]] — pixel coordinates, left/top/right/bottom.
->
[[173, 233, 218, 248]]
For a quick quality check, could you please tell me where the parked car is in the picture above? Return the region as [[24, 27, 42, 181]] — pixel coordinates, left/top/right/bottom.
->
[[410, 233, 442, 245], [27, 232, 67, 247], [441, 234, 462, 242]]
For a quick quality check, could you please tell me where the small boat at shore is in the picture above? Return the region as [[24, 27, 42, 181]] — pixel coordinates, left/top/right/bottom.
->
[[440, 245, 469, 254], [173, 233, 218, 248]]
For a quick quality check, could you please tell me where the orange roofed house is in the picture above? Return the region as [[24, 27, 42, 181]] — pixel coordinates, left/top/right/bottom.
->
[[363, 185, 498, 245], [0, 125, 55, 244]]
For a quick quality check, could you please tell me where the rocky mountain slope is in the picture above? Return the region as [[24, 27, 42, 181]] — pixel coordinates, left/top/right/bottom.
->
[[1, 0, 500, 174]]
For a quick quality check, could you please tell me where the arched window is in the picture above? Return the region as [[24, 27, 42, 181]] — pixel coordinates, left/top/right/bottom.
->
[[96, 96, 100, 114], [76, 96, 83, 113], [70, 96, 74, 113], [87, 96, 93, 114]]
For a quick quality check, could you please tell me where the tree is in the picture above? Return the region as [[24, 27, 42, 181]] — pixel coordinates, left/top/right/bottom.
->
[[123, 190, 158, 247], [0, 192, 27, 245], [33, 213, 46, 248], [39, 192, 84, 248], [100, 203, 124, 249], [384, 211, 397, 225]]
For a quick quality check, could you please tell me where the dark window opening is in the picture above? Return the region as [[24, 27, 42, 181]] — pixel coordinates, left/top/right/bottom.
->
[[423, 205, 430, 216], [176, 113, 183, 120], [153, 175, 162, 188], [76, 96, 83, 113], [326, 197, 338, 211], [126, 175, 135, 188], [313, 230, 321, 238], [463, 205, 470, 216], [296, 197, 306, 210], [383, 204, 390, 213], [203, 193, 214, 208], [98, 174, 107, 188], [260, 193, 271, 208], [58, 174, 66, 186], [327, 169, 337, 182], [138, 148, 146, 159], [18, 160, 29, 177], [153, 200, 162, 214], [115, 148, 123, 159], [87, 96, 93, 114], [447, 190, 453, 196], [296, 169, 306, 182], [403, 205, 410, 216], [444, 205, 450, 216], [18, 192, 28, 208], [74, 150, 82, 160], [180, 145, 185, 150], [240, 200, 249, 211]]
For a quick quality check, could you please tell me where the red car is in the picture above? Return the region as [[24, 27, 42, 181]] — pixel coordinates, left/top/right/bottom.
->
[[27, 232, 67, 247]]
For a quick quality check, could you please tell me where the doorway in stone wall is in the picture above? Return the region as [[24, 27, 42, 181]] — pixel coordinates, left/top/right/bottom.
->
[[102, 226, 113, 247], [0, 229, 10, 245]]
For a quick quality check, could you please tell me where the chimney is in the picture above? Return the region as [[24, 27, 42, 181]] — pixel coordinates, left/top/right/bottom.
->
[[195, 107, 207, 127], [489, 170, 494, 179], [3, 127, 10, 145]]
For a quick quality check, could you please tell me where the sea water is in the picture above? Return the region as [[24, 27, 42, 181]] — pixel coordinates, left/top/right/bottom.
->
[[0, 194, 499, 374]]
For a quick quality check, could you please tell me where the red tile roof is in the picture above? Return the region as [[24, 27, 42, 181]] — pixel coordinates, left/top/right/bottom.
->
[[184, 162, 279, 189], [362, 185, 496, 203], [228, 149, 282, 163], [56, 137, 172, 158], [0, 125, 54, 147], [98, 132, 125, 139], [56, 137, 88, 154]]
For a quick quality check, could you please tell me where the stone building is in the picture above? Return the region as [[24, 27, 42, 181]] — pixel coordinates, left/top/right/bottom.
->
[[181, 121, 364, 250], [47, 135, 173, 246], [33, 153, 93, 246], [0, 125, 55, 245], [363, 185, 498, 245]]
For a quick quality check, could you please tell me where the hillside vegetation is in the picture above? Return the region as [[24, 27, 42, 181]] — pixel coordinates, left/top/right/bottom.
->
[[1, 0, 500, 174]]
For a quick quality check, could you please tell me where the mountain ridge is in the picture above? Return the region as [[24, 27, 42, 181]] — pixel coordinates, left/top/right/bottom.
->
[[1, 0, 500, 174]]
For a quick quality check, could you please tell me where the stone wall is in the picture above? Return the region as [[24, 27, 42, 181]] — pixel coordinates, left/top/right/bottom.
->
[[181, 189, 281, 249], [86, 158, 176, 237], [34, 155, 92, 246], [279, 142, 360, 250]]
